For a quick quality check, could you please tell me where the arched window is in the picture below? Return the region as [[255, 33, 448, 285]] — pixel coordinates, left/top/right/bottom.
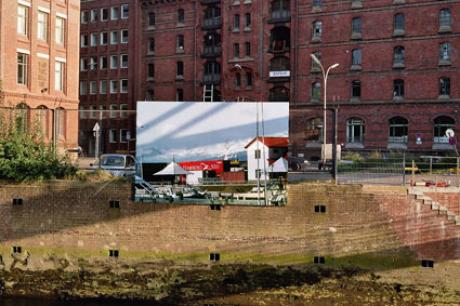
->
[[394, 13, 405, 34], [269, 86, 289, 102], [393, 46, 404, 67], [15, 103, 29, 133], [176, 34, 184, 51], [176, 61, 184, 78], [311, 81, 321, 101], [235, 73, 241, 88], [389, 116, 408, 144], [439, 8, 451, 30], [311, 51, 321, 71], [269, 26, 290, 52], [271, 0, 291, 21], [305, 118, 322, 142], [204, 61, 221, 83], [439, 77, 450, 97], [433, 116, 455, 143], [351, 17, 362, 36], [55, 107, 65, 139], [37, 105, 48, 138], [346, 118, 364, 144]]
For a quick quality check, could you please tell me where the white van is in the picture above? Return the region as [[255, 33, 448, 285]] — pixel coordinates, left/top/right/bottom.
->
[[95, 154, 136, 177]]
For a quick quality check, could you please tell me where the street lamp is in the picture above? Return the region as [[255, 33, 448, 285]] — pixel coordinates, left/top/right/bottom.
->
[[310, 54, 339, 163]]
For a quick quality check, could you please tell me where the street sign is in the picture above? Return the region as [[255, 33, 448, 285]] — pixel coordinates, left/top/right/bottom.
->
[[92, 122, 101, 132]]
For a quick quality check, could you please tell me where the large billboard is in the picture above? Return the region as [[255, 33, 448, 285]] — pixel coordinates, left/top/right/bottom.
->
[[136, 102, 288, 163], [134, 102, 289, 206]]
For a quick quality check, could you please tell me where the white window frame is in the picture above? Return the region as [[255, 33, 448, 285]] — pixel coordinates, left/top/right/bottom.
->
[[110, 80, 118, 93], [110, 55, 118, 69], [54, 60, 65, 92], [17, 5, 29, 36], [37, 11, 49, 42], [120, 54, 128, 68], [120, 79, 128, 93], [99, 80, 107, 94], [55, 16, 65, 45], [121, 4, 129, 19]]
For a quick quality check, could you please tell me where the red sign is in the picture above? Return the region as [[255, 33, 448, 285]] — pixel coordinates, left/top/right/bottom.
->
[[178, 160, 224, 173]]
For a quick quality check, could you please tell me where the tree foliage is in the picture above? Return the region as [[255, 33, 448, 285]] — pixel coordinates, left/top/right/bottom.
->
[[0, 115, 76, 181]]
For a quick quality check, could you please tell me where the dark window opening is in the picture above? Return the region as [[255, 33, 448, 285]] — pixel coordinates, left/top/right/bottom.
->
[[314, 256, 325, 264], [13, 198, 23, 206], [13, 246, 22, 253], [314, 205, 326, 213], [210, 204, 221, 211], [210, 253, 220, 262], [109, 249, 119, 258], [421, 259, 434, 268], [109, 200, 120, 208]]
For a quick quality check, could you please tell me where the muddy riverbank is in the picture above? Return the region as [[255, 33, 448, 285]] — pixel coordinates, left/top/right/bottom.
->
[[1, 263, 460, 305]]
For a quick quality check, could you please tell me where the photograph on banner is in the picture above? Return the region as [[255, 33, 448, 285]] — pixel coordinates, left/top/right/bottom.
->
[[134, 101, 289, 206]]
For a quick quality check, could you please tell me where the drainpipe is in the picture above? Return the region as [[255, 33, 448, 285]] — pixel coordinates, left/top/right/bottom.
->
[[194, 1, 198, 101]]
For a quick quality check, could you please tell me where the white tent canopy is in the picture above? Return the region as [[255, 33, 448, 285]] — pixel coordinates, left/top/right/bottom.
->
[[154, 162, 190, 176], [270, 157, 288, 173]]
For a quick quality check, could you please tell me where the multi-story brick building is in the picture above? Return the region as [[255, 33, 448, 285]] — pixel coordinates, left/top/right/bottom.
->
[[80, 0, 460, 158], [0, 0, 80, 153], [290, 0, 460, 159], [79, 0, 142, 156]]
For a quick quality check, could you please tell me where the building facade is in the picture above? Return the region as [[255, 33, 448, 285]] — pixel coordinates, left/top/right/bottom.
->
[[79, 0, 143, 156], [290, 0, 460, 159], [0, 0, 80, 152]]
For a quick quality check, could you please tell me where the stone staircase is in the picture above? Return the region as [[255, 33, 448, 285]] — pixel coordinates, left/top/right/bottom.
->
[[408, 187, 460, 226]]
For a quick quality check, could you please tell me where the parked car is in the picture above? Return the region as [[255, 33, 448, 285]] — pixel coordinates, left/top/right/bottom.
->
[[93, 154, 136, 177]]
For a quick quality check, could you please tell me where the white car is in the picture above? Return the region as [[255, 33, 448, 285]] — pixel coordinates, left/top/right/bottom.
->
[[95, 154, 136, 177]]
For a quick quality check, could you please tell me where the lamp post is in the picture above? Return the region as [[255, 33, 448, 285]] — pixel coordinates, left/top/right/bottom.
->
[[310, 54, 339, 163]]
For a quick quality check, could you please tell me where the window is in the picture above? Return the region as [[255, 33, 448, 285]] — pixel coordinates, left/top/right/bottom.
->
[[17, 5, 28, 36], [17, 53, 28, 85], [346, 118, 364, 144], [37, 106, 48, 136], [176, 34, 184, 52], [120, 54, 128, 68], [110, 55, 118, 69], [55, 17, 65, 45], [80, 34, 88, 47], [147, 63, 154, 79], [269, 86, 289, 102], [120, 79, 128, 93], [120, 129, 129, 143], [394, 13, 405, 35], [101, 8, 108, 21], [110, 80, 118, 93], [235, 73, 241, 88], [81, 11, 89, 24], [177, 61, 184, 78], [246, 72, 253, 87], [178, 9, 185, 24], [351, 48, 361, 68], [54, 61, 65, 92], [109, 129, 117, 143], [312, 21, 322, 40], [233, 43, 240, 58], [233, 14, 240, 31], [111, 31, 118, 44], [90, 9, 98, 22], [148, 38, 155, 54], [314, 205, 326, 213], [109, 104, 118, 118], [305, 118, 322, 142], [121, 4, 129, 19], [99, 80, 107, 94], [311, 81, 321, 101], [439, 42, 451, 64], [245, 13, 251, 29], [176, 89, 184, 101], [351, 80, 361, 99], [37, 11, 49, 42], [55, 108, 65, 139], [393, 79, 404, 98], [434, 116, 455, 143], [90, 106, 97, 119], [89, 81, 97, 95], [210, 253, 220, 262], [79, 81, 87, 95], [100, 56, 108, 69], [439, 77, 450, 97], [100, 32, 108, 45], [90, 33, 98, 46], [351, 17, 362, 38], [111, 7, 119, 20], [311, 51, 321, 71], [389, 117, 408, 144], [393, 46, 405, 67], [80, 58, 87, 71], [439, 8, 451, 31], [120, 29, 128, 44], [120, 104, 128, 118], [245, 42, 251, 57], [313, 0, 322, 8], [15, 103, 29, 132], [148, 12, 155, 27]]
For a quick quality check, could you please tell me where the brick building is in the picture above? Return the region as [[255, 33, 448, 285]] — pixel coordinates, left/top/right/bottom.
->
[[78, 0, 142, 156], [0, 0, 80, 153], [290, 0, 460, 159]]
